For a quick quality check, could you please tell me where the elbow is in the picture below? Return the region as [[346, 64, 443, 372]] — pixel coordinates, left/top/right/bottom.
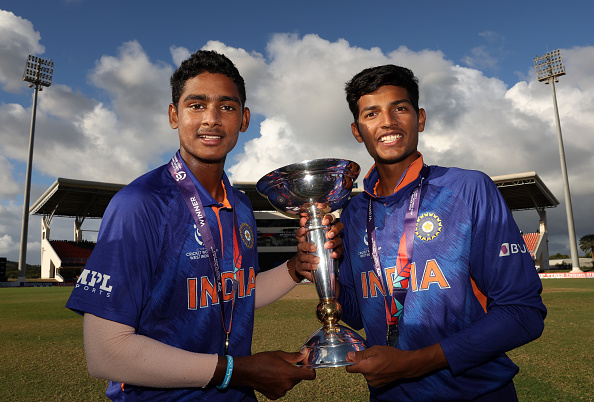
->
[[84, 345, 112, 380]]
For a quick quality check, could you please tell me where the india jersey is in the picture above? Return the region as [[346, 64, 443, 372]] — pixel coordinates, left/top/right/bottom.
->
[[66, 156, 260, 401], [337, 164, 546, 401]]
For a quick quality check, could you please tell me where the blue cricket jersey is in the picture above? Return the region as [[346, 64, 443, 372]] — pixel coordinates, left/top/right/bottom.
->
[[66, 154, 260, 401], [338, 161, 546, 401]]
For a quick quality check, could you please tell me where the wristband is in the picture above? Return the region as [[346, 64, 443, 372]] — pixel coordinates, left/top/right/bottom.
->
[[216, 355, 233, 390]]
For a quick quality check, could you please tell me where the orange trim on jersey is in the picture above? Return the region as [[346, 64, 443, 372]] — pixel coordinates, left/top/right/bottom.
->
[[393, 154, 424, 194], [367, 153, 424, 196], [211, 181, 232, 249], [471, 275, 488, 313]]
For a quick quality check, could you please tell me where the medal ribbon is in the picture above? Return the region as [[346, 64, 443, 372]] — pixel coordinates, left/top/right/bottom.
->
[[167, 152, 240, 354], [367, 165, 430, 340]]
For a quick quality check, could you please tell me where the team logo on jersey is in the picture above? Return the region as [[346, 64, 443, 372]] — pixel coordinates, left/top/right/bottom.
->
[[194, 224, 204, 246], [415, 213, 442, 241], [240, 223, 254, 249]]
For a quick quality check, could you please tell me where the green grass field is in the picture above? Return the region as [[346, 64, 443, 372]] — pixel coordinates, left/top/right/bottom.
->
[[0, 279, 592, 401]]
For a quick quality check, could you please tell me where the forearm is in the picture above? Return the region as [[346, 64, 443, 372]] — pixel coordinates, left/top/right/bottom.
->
[[254, 259, 299, 308], [84, 314, 218, 388], [440, 305, 545, 375]]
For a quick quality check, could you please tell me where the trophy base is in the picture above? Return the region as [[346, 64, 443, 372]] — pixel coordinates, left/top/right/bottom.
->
[[299, 324, 367, 368]]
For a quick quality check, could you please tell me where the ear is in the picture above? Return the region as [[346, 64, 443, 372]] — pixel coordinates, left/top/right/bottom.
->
[[417, 108, 426, 132], [351, 122, 364, 143], [240, 107, 251, 132], [168, 103, 179, 129]]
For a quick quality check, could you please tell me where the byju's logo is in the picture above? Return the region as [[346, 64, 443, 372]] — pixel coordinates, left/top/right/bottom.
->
[[499, 242, 528, 257], [76, 269, 113, 295]]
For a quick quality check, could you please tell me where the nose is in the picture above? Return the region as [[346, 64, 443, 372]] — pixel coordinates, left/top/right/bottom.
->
[[202, 106, 221, 126], [380, 109, 398, 128]]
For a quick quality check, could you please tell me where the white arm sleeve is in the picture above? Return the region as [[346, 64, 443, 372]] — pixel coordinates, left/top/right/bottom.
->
[[83, 313, 218, 388], [254, 261, 299, 309]]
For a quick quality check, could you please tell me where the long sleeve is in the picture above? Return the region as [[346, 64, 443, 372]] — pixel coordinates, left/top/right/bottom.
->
[[83, 314, 219, 388], [254, 261, 298, 308]]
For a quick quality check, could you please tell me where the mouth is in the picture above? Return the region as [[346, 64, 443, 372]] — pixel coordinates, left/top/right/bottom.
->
[[378, 133, 402, 143], [199, 134, 222, 140]]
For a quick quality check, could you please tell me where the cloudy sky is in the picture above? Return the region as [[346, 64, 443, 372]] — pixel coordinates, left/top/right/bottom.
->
[[1, 1, 593, 265]]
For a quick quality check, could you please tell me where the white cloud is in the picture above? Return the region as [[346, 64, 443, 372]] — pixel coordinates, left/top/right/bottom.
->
[[0, 10, 45, 93], [1, 14, 593, 264]]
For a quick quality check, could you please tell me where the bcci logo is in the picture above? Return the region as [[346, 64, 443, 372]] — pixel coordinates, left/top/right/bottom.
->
[[240, 223, 254, 249], [416, 212, 442, 241], [174, 171, 186, 181]]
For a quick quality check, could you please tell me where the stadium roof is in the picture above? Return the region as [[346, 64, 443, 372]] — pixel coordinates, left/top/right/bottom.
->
[[30, 178, 126, 219], [31, 172, 558, 219], [491, 171, 559, 211]]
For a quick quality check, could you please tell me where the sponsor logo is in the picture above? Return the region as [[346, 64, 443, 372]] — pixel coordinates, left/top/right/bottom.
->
[[416, 213, 442, 241], [499, 242, 528, 257], [75, 268, 113, 296], [240, 223, 254, 249]]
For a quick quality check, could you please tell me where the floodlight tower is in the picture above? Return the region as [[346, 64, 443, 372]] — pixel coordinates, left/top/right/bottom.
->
[[17, 55, 54, 283], [534, 49, 581, 273]]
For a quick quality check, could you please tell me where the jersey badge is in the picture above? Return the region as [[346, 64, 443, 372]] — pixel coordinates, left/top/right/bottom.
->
[[240, 222, 255, 249], [415, 212, 442, 241]]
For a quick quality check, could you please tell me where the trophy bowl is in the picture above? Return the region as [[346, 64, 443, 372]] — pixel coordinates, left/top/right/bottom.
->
[[256, 158, 366, 368]]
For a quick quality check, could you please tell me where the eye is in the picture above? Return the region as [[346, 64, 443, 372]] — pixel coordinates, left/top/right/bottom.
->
[[221, 105, 236, 111], [189, 103, 205, 110]]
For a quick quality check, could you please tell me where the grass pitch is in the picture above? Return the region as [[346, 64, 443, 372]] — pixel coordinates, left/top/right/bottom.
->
[[0, 279, 592, 401]]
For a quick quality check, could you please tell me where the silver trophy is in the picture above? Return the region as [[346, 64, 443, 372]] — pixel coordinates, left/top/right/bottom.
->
[[256, 158, 366, 368]]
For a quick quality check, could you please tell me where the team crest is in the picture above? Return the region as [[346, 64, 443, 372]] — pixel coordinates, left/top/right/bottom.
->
[[415, 213, 442, 241], [240, 223, 255, 249]]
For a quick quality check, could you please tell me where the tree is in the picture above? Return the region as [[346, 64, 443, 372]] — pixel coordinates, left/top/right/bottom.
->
[[579, 234, 594, 264]]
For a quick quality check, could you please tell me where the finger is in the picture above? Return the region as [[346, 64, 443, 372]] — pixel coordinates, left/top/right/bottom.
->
[[322, 214, 334, 226], [346, 350, 358, 362], [297, 241, 317, 254]]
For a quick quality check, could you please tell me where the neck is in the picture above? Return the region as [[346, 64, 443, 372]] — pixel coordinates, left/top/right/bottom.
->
[[180, 152, 226, 202], [374, 154, 420, 196]]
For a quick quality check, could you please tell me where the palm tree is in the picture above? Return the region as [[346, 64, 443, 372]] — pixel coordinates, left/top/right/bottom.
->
[[579, 234, 594, 265]]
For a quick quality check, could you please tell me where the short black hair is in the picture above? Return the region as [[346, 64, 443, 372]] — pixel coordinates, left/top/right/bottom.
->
[[345, 65, 419, 121], [170, 50, 246, 108]]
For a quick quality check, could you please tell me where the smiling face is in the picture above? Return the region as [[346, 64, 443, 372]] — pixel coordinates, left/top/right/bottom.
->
[[168, 72, 250, 168], [351, 85, 425, 168]]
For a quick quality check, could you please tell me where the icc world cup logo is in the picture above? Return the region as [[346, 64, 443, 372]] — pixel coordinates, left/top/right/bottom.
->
[[174, 171, 186, 181]]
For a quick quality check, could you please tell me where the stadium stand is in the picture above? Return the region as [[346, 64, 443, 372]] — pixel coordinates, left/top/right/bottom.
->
[[30, 172, 559, 281]]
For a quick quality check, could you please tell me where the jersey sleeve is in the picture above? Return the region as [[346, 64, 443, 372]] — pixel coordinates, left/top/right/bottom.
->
[[337, 206, 364, 330], [66, 184, 166, 329], [440, 172, 546, 375]]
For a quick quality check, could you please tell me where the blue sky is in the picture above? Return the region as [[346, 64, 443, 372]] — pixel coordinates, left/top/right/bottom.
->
[[1, 0, 593, 265]]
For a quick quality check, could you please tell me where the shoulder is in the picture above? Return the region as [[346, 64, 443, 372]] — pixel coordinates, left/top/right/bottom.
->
[[341, 191, 368, 220], [427, 166, 497, 196], [105, 165, 178, 221]]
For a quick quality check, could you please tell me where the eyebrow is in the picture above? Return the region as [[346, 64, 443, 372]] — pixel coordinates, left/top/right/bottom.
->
[[182, 94, 241, 104], [360, 98, 411, 114]]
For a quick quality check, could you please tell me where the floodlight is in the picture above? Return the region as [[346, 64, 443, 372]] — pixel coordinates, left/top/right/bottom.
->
[[22, 55, 54, 88], [16, 55, 54, 283], [534, 49, 581, 272], [534, 49, 565, 83]]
